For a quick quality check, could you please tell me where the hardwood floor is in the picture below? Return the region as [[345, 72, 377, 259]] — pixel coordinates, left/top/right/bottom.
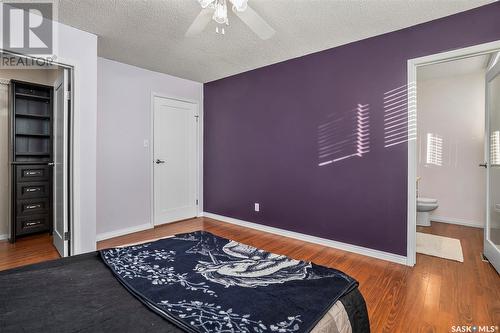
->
[[99, 219, 500, 332], [1, 218, 498, 332], [0, 233, 60, 271]]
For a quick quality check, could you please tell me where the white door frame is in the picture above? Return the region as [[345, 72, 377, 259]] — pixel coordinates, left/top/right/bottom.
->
[[484, 53, 500, 272], [149, 92, 202, 228], [53, 68, 70, 257], [1, 50, 80, 255], [406, 40, 500, 266]]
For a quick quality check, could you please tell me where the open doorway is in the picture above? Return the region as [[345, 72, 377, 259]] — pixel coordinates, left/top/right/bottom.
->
[[0, 53, 73, 270], [415, 55, 488, 263], [407, 41, 500, 274]]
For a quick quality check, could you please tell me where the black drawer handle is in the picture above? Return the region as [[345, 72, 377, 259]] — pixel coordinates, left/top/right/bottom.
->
[[25, 187, 41, 193], [25, 171, 42, 176], [26, 204, 41, 210]]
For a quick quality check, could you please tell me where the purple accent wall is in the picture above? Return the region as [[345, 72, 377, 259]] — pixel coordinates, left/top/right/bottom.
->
[[203, 3, 500, 256]]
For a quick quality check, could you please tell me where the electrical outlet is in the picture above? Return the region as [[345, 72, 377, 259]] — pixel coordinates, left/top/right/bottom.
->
[[143, 139, 149, 148], [254, 203, 260, 212]]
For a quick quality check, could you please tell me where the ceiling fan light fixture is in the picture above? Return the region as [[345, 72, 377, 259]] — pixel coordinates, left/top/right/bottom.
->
[[198, 0, 215, 9], [188, 0, 275, 40], [231, 0, 248, 12], [216, 26, 226, 35], [213, 0, 229, 25]]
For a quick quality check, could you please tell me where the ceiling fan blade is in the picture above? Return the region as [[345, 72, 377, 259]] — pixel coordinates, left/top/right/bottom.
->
[[185, 8, 213, 37], [232, 5, 275, 40]]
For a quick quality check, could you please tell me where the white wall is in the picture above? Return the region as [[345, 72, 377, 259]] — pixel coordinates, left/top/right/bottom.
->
[[96, 58, 203, 239], [0, 69, 63, 239], [417, 71, 486, 227], [0, 69, 62, 86], [57, 22, 98, 254]]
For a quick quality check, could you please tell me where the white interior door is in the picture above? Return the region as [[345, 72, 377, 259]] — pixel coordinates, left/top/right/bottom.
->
[[485, 53, 500, 273], [153, 96, 198, 225], [53, 69, 69, 257]]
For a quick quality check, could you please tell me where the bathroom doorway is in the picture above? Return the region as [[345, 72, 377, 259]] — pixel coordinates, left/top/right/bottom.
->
[[407, 41, 500, 273]]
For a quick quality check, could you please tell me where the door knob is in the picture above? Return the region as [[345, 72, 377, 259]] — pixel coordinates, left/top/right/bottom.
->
[[479, 163, 488, 168], [155, 159, 166, 164]]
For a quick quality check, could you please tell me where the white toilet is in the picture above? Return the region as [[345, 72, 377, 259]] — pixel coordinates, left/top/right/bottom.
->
[[417, 197, 438, 226]]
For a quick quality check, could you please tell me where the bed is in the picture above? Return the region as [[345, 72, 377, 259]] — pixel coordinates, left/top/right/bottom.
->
[[0, 231, 370, 333]]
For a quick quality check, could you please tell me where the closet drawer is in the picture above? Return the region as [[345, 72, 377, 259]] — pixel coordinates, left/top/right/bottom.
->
[[16, 215, 50, 235], [17, 198, 50, 216], [16, 182, 50, 199], [16, 165, 50, 182]]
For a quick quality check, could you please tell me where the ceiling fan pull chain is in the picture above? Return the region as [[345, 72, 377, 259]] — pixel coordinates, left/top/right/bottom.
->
[[216, 25, 226, 35]]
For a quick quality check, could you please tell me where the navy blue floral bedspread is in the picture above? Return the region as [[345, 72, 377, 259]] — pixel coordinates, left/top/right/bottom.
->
[[100, 231, 358, 333]]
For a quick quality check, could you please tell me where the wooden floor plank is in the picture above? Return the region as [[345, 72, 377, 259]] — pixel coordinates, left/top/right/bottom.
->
[[0, 233, 60, 271]]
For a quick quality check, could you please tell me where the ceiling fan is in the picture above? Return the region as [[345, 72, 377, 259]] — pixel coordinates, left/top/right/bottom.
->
[[186, 0, 275, 40]]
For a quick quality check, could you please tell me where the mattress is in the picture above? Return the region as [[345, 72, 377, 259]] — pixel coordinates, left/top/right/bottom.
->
[[0, 251, 369, 333]]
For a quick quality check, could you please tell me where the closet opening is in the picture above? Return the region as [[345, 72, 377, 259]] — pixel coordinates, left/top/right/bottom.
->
[[0, 52, 74, 270]]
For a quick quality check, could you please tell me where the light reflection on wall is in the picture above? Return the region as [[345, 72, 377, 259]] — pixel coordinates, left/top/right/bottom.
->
[[384, 83, 416, 148], [426, 133, 443, 166], [318, 103, 370, 166], [491, 130, 500, 165]]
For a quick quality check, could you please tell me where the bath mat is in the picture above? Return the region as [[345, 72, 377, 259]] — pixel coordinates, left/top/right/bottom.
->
[[416, 232, 464, 262]]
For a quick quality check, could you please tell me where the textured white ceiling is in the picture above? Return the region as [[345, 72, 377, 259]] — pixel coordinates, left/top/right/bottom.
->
[[55, 0, 494, 83]]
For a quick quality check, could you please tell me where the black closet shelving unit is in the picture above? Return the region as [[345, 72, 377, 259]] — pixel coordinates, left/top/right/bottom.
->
[[10, 80, 54, 242]]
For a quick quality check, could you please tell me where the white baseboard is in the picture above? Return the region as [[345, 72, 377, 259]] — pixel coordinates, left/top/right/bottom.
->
[[96, 223, 153, 242], [431, 216, 484, 228], [202, 212, 409, 266], [0, 234, 8, 241]]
